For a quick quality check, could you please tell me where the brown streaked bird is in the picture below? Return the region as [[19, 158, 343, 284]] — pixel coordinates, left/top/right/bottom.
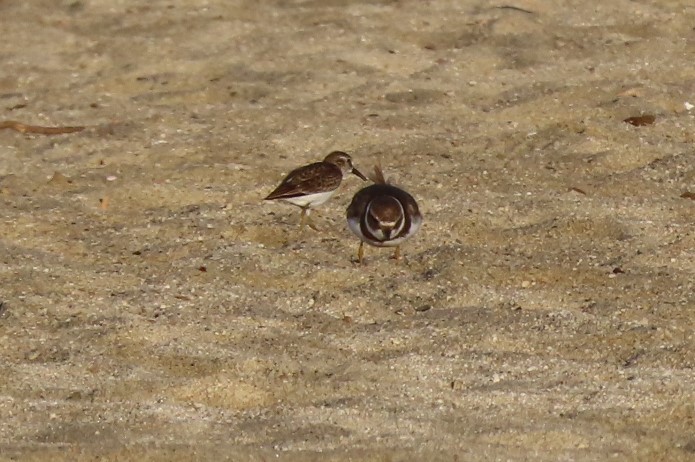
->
[[265, 151, 367, 230], [346, 165, 422, 263]]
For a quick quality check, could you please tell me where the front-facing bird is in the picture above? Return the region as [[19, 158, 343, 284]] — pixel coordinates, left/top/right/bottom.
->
[[265, 151, 367, 230], [346, 165, 422, 263]]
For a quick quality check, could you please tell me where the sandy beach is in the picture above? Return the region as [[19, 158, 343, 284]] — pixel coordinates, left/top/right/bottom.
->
[[1, 0, 693, 460]]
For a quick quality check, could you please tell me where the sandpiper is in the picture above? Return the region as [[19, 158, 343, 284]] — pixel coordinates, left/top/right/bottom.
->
[[265, 151, 367, 230], [346, 165, 422, 263]]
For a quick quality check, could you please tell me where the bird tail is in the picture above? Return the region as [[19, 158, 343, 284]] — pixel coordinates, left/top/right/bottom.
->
[[371, 162, 388, 184]]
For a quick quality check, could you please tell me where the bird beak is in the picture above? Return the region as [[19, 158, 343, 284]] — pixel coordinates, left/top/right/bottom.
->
[[352, 168, 368, 181]]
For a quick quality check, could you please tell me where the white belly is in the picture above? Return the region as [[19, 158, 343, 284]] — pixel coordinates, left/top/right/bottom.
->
[[282, 190, 336, 208]]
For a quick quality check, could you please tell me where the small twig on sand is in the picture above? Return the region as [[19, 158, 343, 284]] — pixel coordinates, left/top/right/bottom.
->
[[0, 120, 85, 135], [496, 5, 536, 14]]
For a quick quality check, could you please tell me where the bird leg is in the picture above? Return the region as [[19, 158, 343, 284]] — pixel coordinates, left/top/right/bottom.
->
[[299, 208, 308, 230], [391, 246, 401, 261], [299, 208, 320, 231], [357, 241, 365, 264], [306, 209, 320, 231]]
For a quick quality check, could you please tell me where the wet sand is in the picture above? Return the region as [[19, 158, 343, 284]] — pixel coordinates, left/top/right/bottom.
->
[[1, 0, 693, 460]]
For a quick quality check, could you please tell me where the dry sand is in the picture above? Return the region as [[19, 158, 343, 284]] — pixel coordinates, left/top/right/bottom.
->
[[1, 0, 694, 460]]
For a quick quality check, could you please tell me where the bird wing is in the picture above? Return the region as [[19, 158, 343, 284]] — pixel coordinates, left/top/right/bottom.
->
[[265, 162, 342, 200]]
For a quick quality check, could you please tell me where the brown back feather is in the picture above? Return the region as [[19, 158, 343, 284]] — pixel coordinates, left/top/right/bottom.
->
[[265, 162, 342, 200]]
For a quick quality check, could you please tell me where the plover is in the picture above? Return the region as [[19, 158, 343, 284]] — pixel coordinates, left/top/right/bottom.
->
[[346, 165, 422, 262]]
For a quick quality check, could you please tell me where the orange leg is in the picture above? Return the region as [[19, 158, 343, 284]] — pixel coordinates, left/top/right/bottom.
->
[[357, 241, 365, 264]]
